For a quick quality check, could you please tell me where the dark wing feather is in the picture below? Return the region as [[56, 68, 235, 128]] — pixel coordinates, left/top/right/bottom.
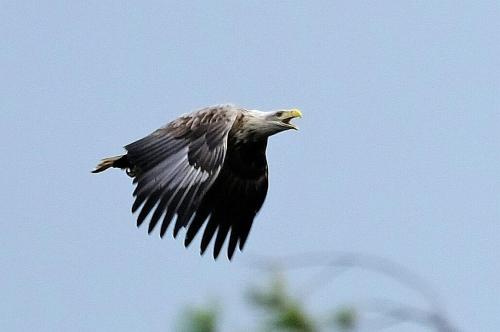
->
[[124, 105, 238, 238], [185, 139, 269, 259]]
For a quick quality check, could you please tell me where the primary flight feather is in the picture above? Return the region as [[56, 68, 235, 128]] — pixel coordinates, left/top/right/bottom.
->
[[93, 104, 302, 259]]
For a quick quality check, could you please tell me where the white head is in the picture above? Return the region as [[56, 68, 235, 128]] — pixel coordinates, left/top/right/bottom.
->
[[241, 108, 303, 139]]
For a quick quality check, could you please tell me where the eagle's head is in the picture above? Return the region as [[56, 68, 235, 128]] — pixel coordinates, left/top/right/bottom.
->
[[241, 108, 303, 140], [266, 108, 303, 131]]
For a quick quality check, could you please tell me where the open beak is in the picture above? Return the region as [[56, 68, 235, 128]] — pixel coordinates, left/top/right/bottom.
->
[[281, 109, 303, 130]]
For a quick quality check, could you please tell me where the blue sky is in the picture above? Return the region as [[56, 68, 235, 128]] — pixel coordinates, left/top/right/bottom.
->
[[1, 1, 498, 331]]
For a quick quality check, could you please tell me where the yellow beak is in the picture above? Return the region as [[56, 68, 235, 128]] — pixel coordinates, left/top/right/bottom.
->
[[288, 108, 303, 118], [280, 108, 302, 130]]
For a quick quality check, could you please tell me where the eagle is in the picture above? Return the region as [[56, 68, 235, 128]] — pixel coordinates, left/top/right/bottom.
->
[[93, 104, 302, 259]]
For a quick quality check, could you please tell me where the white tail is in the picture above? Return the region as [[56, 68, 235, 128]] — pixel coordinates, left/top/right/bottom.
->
[[92, 155, 124, 173]]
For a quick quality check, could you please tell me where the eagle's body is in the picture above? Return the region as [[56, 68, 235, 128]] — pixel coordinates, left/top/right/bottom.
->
[[93, 104, 301, 259]]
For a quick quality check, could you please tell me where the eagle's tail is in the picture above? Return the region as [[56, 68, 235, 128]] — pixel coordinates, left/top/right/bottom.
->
[[92, 155, 129, 173]]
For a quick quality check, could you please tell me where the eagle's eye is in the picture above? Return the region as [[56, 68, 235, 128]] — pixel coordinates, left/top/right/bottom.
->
[[275, 111, 284, 117]]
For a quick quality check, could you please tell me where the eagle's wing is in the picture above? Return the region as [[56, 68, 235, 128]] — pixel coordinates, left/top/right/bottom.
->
[[125, 105, 239, 239], [185, 139, 269, 259]]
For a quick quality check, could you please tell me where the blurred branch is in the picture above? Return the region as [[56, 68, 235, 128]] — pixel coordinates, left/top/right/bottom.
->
[[357, 298, 457, 332], [244, 251, 460, 332]]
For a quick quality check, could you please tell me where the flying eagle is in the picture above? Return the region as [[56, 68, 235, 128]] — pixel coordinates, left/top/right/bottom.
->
[[93, 104, 302, 259]]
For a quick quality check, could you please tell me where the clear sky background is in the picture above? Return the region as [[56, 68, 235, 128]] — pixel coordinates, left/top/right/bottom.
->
[[1, 1, 498, 331]]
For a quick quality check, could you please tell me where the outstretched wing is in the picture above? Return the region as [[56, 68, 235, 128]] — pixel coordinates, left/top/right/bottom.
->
[[184, 139, 269, 259], [125, 105, 239, 238]]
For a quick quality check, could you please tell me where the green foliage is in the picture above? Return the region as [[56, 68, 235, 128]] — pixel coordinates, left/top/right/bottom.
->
[[247, 275, 317, 332], [177, 275, 360, 332], [178, 305, 218, 332]]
